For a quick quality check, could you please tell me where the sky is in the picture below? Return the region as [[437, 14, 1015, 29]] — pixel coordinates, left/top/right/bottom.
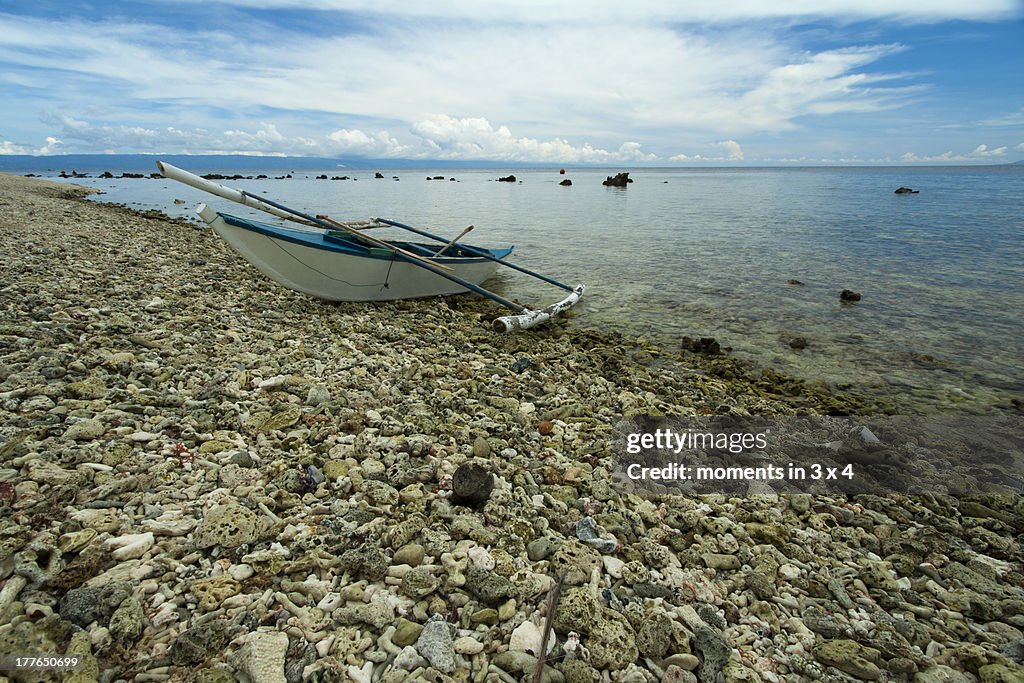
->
[[1, 0, 1022, 165]]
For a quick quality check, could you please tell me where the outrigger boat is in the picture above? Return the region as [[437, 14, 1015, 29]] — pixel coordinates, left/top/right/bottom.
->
[[156, 162, 584, 332]]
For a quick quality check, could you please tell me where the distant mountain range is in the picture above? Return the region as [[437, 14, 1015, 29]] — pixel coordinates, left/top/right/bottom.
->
[[0, 154, 560, 173]]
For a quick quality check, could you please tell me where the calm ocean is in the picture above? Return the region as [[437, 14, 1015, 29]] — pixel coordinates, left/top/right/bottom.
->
[[42, 164, 1024, 413]]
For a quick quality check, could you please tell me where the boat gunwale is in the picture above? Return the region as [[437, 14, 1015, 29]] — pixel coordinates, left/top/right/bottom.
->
[[216, 212, 513, 263]]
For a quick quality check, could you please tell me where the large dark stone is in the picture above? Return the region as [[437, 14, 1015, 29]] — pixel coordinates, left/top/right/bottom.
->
[[451, 462, 494, 507], [840, 289, 862, 303], [894, 186, 919, 194], [602, 172, 632, 187], [59, 581, 131, 626]]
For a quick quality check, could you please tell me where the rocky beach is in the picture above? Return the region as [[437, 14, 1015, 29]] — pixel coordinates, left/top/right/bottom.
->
[[1, 172, 1023, 683]]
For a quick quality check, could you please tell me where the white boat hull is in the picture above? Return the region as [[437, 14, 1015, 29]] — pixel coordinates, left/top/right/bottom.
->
[[204, 208, 506, 302]]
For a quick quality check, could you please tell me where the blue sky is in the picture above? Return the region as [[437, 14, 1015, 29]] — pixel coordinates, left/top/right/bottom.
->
[[1, 1, 1022, 164]]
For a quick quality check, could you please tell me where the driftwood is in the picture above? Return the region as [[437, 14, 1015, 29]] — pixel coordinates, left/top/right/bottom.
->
[[532, 570, 567, 683]]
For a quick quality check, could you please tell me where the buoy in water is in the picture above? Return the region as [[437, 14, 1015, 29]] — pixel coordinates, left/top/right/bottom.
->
[[559, 168, 566, 175]]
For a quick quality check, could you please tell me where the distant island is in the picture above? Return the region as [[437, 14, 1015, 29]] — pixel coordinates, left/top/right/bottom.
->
[[0, 154, 562, 174], [1, 153, 1023, 174]]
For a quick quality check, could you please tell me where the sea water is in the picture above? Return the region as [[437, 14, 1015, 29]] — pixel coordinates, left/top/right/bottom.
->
[[42, 164, 1024, 413]]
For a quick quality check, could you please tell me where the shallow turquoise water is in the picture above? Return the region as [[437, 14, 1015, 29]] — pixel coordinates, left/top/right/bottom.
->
[[48, 164, 1024, 413]]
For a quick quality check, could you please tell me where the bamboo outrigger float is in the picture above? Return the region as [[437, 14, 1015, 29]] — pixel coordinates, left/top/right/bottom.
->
[[156, 161, 585, 332]]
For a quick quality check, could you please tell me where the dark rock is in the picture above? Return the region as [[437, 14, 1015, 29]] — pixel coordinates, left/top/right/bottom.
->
[[100, 171, 114, 179], [228, 450, 254, 467], [286, 641, 317, 683], [464, 566, 517, 604], [840, 289, 862, 303], [788, 337, 808, 350], [894, 186, 919, 194], [497, 175, 517, 182], [59, 581, 132, 626], [337, 545, 390, 580], [681, 336, 726, 355], [559, 179, 572, 186], [511, 357, 532, 373], [375, 172, 384, 178], [452, 462, 494, 506], [788, 279, 805, 286], [633, 582, 673, 599], [169, 620, 226, 665], [602, 172, 632, 187], [692, 626, 731, 683]]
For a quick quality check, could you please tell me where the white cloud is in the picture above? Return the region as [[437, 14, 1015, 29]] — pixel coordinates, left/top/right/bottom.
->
[[1, 3, 1019, 161], [669, 140, 745, 162], [0, 9, 928, 157], [0, 135, 63, 155], [409, 115, 657, 162], [34, 112, 659, 162], [970, 143, 1008, 157], [0, 140, 31, 155], [901, 143, 1008, 162]]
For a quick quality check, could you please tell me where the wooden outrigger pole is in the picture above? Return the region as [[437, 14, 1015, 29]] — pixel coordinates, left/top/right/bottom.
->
[[156, 161, 585, 332]]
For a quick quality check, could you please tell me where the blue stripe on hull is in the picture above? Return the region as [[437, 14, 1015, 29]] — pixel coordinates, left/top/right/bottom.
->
[[218, 213, 513, 263]]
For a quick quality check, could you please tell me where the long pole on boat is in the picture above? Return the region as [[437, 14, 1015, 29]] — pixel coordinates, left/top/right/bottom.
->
[[374, 217, 576, 293], [157, 160, 526, 311], [155, 161, 314, 224]]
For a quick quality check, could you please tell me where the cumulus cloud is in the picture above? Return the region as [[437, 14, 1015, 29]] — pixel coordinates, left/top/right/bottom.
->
[[33, 112, 658, 162], [669, 140, 744, 162], [410, 115, 657, 162], [900, 143, 1008, 162], [0, 140, 31, 155], [0, 135, 63, 155]]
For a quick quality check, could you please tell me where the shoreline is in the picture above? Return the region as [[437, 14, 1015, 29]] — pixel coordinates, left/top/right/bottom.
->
[[40, 168, 1024, 416], [1, 172, 1023, 682]]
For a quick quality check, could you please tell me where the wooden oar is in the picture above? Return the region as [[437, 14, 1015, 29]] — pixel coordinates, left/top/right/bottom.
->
[[436, 225, 474, 256], [315, 214, 453, 272]]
